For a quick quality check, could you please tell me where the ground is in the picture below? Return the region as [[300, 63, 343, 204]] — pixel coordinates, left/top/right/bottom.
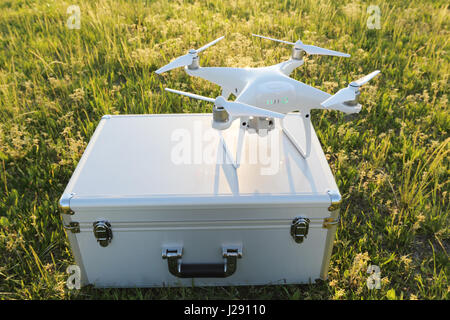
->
[[0, 0, 448, 299]]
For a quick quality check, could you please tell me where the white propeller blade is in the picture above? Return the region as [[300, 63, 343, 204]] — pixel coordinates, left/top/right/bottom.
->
[[321, 70, 381, 108], [165, 88, 285, 119], [351, 70, 381, 87], [196, 36, 225, 53], [155, 36, 224, 74], [164, 88, 215, 103], [252, 34, 350, 58], [155, 54, 193, 74], [252, 34, 294, 45], [217, 97, 285, 119], [299, 43, 350, 58]]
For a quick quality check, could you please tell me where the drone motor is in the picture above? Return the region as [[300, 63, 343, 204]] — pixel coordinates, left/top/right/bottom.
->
[[212, 105, 232, 130], [291, 47, 305, 60], [187, 49, 200, 70], [343, 89, 360, 107]]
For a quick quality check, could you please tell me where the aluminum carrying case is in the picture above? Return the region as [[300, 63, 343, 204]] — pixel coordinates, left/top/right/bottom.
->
[[59, 113, 341, 287]]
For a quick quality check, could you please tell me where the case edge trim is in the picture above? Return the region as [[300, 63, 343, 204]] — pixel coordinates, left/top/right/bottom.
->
[[320, 189, 341, 280], [61, 214, 89, 286]]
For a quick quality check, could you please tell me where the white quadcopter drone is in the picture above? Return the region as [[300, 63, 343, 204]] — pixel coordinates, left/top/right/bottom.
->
[[155, 34, 380, 168]]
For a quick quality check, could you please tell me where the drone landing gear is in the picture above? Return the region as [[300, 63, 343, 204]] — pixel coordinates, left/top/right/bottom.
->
[[219, 116, 275, 169], [218, 127, 245, 169], [219, 113, 312, 169], [281, 112, 311, 159]]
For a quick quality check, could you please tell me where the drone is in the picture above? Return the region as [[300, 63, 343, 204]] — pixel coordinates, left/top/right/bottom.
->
[[155, 34, 380, 168]]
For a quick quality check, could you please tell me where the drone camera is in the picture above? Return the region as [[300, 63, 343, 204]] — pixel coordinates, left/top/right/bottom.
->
[[245, 117, 275, 135]]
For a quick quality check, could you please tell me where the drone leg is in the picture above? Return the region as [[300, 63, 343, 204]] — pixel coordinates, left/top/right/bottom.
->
[[218, 130, 243, 169], [234, 127, 246, 168], [301, 113, 312, 157], [281, 112, 311, 159]]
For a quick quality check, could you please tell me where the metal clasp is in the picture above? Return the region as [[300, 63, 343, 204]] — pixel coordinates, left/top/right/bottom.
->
[[93, 220, 113, 247], [290, 217, 310, 243]]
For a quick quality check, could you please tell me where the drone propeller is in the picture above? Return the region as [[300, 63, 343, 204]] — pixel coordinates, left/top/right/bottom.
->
[[155, 36, 224, 74], [165, 88, 285, 119], [252, 34, 350, 58], [321, 70, 381, 108]]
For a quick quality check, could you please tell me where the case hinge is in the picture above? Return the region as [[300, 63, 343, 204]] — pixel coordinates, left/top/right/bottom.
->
[[64, 221, 80, 233], [290, 217, 310, 243], [323, 216, 340, 229], [93, 220, 113, 247]]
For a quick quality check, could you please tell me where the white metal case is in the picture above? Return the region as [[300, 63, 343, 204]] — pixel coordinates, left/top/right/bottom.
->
[[59, 114, 341, 287]]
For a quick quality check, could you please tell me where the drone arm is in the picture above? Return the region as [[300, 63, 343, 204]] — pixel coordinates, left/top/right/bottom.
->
[[320, 70, 380, 113], [221, 87, 233, 99], [288, 78, 362, 114], [185, 67, 249, 97], [277, 59, 304, 76], [322, 104, 362, 114]]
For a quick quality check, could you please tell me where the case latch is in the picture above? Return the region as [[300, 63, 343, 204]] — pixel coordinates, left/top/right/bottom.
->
[[290, 217, 310, 243], [93, 220, 113, 247]]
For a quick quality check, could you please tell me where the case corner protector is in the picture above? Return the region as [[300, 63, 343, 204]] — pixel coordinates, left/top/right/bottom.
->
[[327, 189, 341, 212], [59, 193, 75, 215]]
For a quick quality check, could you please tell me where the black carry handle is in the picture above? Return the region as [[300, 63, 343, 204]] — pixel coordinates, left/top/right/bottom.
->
[[162, 246, 242, 278], [179, 262, 228, 278]]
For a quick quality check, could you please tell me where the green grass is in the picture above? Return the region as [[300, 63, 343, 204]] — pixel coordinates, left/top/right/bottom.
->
[[0, 0, 448, 300]]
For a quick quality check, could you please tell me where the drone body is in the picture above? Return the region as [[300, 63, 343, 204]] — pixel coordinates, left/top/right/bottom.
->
[[156, 34, 380, 165]]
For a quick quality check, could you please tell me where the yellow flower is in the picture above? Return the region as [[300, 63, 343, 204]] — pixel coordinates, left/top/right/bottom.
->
[[69, 88, 85, 103], [329, 279, 338, 287], [333, 289, 346, 300]]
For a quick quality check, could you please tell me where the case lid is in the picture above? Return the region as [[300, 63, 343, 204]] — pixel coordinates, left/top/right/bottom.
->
[[60, 114, 339, 210]]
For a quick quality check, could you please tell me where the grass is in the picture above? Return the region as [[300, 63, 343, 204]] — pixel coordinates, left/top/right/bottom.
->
[[0, 0, 448, 300]]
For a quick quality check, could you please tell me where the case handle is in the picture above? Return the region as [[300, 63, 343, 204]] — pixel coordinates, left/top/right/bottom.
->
[[162, 246, 242, 278]]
